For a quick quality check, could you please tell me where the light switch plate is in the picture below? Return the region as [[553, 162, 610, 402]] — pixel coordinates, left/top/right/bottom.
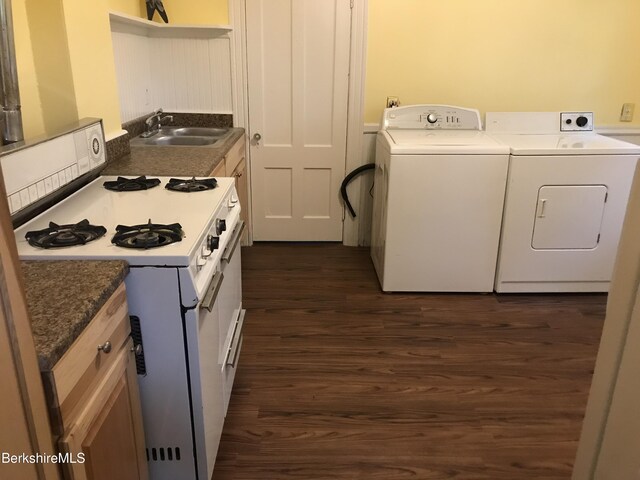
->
[[620, 103, 635, 122], [560, 112, 593, 131]]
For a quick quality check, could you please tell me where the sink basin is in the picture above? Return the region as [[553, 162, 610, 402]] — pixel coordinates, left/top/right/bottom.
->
[[158, 127, 231, 138], [130, 127, 233, 147], [134, 135, 219, 146]]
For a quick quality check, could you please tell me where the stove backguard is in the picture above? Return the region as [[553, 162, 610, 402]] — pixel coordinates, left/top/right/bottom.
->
[[0, 118, 106, 227]]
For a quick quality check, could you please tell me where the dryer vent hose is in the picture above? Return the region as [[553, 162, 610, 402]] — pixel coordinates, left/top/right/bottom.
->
[[340, 163, 375, 218]]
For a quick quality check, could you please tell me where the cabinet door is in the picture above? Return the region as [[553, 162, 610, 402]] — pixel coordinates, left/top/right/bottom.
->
[[209, 161, 226, 177], [232, 157, 247, 208], [225, 135, 246, 176], [60, 342, 147, 480]]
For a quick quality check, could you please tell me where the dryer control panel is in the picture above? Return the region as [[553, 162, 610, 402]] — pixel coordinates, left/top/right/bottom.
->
[[560, 112, 594, 132], [383, 104, 482, 131]]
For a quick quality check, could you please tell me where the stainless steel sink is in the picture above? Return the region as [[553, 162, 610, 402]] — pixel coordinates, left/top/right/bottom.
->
[[130, 127, 233, 147], [158, 127, 230, 138], [135, 135, 219, 146]]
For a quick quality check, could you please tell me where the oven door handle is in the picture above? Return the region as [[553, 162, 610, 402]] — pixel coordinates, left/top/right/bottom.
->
[[201, 271, 224, 312], [224, 309, 246, 368], [222, 221, 245, 263]]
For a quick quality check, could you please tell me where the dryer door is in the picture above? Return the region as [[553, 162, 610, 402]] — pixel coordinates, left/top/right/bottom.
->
[[532, 185, 607, 250]]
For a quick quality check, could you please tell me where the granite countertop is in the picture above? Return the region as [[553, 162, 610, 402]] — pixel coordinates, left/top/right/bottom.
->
[[21, 260, 129, 371], [102, 128, 245, 177]]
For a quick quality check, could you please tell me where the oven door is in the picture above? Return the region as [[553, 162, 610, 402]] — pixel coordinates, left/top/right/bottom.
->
[[219, 220, 246, 414], [185, 269, 225, 480]]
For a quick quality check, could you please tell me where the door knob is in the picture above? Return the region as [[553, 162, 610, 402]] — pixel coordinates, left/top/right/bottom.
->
[[252, 133, 262, 144]]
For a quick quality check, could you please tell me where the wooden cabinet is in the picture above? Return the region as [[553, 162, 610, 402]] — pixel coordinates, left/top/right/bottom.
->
[[209, 160, 225, 178], [209, 135, 251, 244], [230, 157, 249, 245], [44, 284, 148, 480]]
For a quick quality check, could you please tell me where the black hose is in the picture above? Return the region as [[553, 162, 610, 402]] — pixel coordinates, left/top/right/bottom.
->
[[340, 163, 375, 218]]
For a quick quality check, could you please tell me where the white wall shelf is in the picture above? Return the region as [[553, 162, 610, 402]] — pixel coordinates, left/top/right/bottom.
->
[[109, 11, 232, 39]]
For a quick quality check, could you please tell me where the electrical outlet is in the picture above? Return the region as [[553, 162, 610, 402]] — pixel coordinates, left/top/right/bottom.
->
[[620, 103, 635, 122], [386, 96, 399, 108]]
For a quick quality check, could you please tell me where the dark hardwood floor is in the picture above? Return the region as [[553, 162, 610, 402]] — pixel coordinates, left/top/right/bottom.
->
[[213, 243, 606, 480]]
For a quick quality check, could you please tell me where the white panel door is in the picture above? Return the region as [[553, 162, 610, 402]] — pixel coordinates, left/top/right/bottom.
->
[[594, 283, 640, 479], [246, 0, 351, 240]]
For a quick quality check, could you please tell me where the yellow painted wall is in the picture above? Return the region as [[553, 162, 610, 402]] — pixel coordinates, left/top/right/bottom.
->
[[108, 0, 144, 17], [366, 0, 640, 126], [16, 0, 638, 141], [15, 0, 123, 139], [62, 0, 123, 137], [107, 0, 228, 24], [13, 0, 46, 139], [24, 0, 78, 136], [15, 0, 227, 142], [153, 0, 228, 25]]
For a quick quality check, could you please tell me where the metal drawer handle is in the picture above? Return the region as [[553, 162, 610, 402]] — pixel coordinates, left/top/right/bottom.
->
[[201, 271, 224, 312], [97, 341, 112, 354], [222, 221, 245, 263], [131, 344, 143, 356], [225, 309, 246, 368]]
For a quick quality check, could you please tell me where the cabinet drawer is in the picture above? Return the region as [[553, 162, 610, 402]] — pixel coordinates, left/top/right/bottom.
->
[[224, 137, 245, 176], [46, 283, 130, 429]]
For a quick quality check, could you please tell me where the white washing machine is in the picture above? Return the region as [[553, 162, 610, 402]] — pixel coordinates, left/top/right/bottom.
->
[[370, 105, 510, 292], [486, 112, 640, 293]]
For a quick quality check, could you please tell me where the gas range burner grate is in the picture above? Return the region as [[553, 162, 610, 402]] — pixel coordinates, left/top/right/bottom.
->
[[112, 220, 184, 249], [165, 177, 217, 193], [103, 176, 161, 192], [25, 219, 107, 249]]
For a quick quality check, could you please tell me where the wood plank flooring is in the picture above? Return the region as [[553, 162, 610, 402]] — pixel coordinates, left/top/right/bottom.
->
[[213, 243, 606, 480]]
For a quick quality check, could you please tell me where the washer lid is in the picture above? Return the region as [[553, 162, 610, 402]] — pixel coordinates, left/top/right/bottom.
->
[[385, 130, 510, 155], [488, 133, 640, 155]]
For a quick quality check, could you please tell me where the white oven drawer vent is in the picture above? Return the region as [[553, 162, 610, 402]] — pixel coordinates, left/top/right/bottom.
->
[[129, 316, 147, 375], [146, 447, 181, 462]]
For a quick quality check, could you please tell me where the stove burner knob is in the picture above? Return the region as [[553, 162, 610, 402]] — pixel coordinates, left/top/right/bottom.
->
[[426, 113, 438, 124], [576, 116, 589, 127], [215, 219, 227, 235], [207, 234, 220, 251]]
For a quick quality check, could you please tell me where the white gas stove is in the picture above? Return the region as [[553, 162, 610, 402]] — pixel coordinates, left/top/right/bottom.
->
[[15, 175, 240, 300], [7, 123, 244, 480]]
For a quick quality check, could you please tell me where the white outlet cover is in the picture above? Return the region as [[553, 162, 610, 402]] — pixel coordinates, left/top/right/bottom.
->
[[620, 103, 635, 122]]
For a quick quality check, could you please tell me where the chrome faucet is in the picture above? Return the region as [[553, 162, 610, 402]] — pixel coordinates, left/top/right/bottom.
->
[[141, 108, 174, 137]]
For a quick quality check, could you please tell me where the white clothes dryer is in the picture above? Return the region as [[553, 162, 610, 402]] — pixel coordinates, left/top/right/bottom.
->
[[370, 105, 510, 292], [486, 112, 640, 293]]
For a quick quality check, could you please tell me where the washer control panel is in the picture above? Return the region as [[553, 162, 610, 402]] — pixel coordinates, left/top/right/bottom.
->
[[383, 104, 482, 130], [560, 112, 594, 131]]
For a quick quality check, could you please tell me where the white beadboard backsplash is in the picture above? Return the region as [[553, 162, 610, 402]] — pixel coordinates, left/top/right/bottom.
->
[[112, 31, 233, 122]]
